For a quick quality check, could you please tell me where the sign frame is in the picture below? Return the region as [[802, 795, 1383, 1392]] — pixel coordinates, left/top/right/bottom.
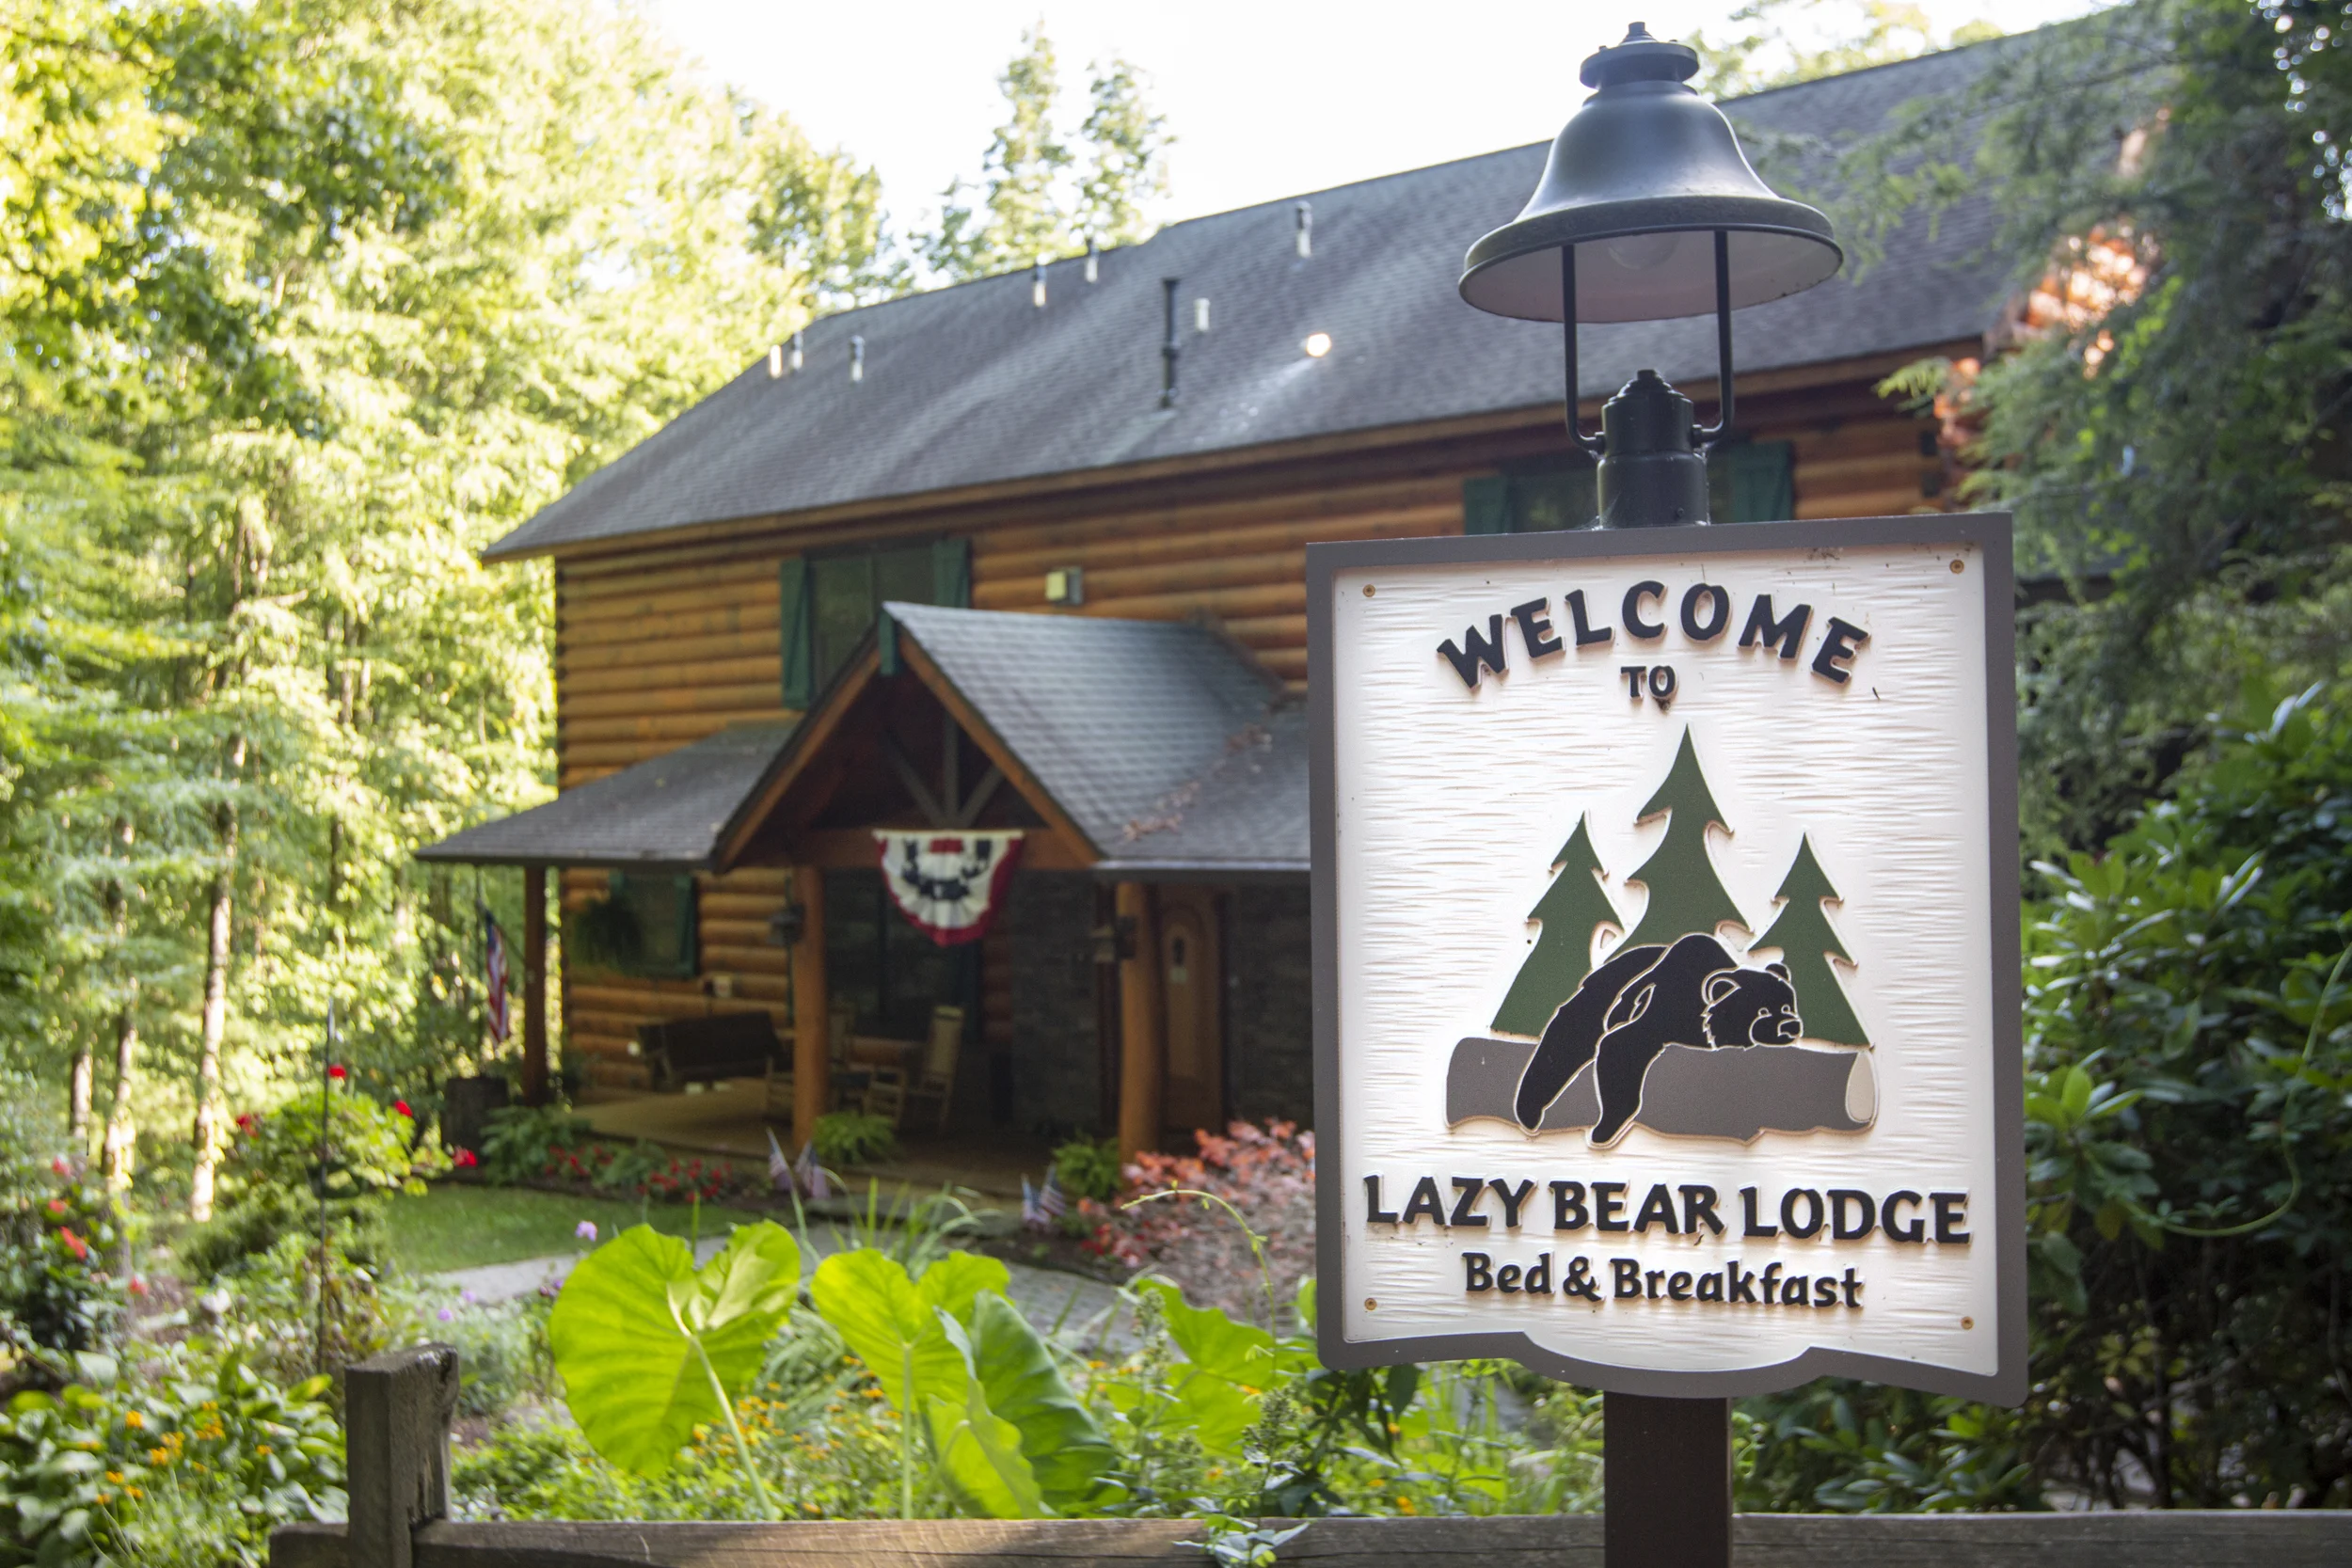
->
[[1307, 514, 2025, 1402]]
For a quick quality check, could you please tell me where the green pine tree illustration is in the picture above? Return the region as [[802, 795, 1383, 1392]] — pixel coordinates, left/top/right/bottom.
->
[[1490, 815, 1621, 1037], [1750, 833, 1869, 1046], [1619, 729, 1749, 950]]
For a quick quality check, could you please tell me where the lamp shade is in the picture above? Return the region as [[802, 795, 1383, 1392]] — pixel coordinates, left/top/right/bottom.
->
[[1460, 25, 1842, 324]]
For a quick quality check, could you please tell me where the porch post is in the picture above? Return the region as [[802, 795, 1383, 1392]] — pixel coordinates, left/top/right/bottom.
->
[[521, 865, 548, 1106], [1115, 880, 1164, 1160], [791, 866, 830, 1151]]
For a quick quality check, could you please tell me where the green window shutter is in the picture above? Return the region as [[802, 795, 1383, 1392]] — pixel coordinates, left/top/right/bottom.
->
[[1715, 440, 1795, 523], [931, 536, 971, 608], [1463, 474, 1511, 534], [879, 611, 899, 676], [778, 555, 814, 708]]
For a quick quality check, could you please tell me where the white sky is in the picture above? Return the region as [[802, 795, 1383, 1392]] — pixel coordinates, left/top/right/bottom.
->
[[645, 0, 2100, 238]]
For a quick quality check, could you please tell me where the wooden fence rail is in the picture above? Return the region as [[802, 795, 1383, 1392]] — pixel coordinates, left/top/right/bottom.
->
[[272, 1345, 2352, 1568]]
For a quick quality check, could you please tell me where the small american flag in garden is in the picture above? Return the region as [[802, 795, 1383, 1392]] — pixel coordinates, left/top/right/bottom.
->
[[481, 904, 510, 1043], [1022, 1167, 1067, 1232]]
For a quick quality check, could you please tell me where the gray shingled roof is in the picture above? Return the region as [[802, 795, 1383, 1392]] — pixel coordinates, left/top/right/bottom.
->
[[887, 603, 1298, 865], [485, 41, 2013, 562], [412, 610, 1310, 874], [416, 723, 797, 871]]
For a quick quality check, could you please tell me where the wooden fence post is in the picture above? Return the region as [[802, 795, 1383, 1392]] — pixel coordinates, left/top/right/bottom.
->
[[344, 1343, 459, 1568]]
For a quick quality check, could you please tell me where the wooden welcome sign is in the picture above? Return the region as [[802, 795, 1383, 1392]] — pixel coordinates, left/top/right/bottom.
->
[[1306, 515, 2025, 1401]]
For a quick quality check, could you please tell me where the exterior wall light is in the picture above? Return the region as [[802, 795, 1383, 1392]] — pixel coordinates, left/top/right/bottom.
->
[[1304, 332, 1333, 358]]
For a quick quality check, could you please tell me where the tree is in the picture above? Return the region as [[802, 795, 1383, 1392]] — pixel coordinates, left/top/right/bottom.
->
[[1850, 0, 2352, 848], [1750, 833, 1868, 1045], [923, 27, 1171, 281], [0, 0, 894, 1196], [1619, 730, 1749, 949], [1692, 0, 2003, 98], [1490, 815, 1621, 1037]]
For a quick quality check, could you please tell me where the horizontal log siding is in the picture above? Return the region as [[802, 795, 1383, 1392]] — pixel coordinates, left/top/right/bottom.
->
[[559, 866, 794, 1084], [546, 378, 1943, 1067]]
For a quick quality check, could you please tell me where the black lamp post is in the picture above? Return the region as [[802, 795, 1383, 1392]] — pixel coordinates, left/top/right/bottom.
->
[[1459, 22, 1842, 531], [1456, 24, 1845, 1568]]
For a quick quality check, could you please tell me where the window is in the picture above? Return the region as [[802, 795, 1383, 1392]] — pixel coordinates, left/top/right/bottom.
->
[[780, 538, 971, 707], [1462, 441, 1794, 532], [570, 872, 697, 978]]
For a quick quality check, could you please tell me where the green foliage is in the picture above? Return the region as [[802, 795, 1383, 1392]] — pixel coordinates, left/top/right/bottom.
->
[[546, 1223, 802, 1481], [1846, 0, 2352, 847], [0, 1347, 342, 1568], [0, 1162, 128, 1356], [477, 1105, 593, 1187], [226, 1094, 425, 1205], [1050, 1137, 1122, 1202], [813, 1111, 899, 1169], [1693, 0, 2005, 98], [0, 0, 898, 1195]]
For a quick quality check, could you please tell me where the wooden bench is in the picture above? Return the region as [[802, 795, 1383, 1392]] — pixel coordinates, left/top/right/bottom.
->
[[636, 1010, 780, 1091]]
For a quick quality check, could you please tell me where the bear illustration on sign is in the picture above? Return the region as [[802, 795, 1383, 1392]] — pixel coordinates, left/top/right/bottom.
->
[[1446, 729, 1875, 1145]]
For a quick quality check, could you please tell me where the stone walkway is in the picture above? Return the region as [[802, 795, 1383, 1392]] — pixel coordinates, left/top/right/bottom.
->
[[429, 1226, 1134, 1351]]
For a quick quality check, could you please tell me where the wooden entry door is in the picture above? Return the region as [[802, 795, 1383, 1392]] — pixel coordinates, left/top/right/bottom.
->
[[1157, 886, 1224, 1138]]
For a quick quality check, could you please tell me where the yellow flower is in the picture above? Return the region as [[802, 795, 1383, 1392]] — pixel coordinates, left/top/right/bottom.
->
[[127, 1487, 144, 1500], [105, 1471, 123, 1483], [123, 1412, 145, 1430], [256, 1444, 272, 1455], [148, 1448, 168, 1465]]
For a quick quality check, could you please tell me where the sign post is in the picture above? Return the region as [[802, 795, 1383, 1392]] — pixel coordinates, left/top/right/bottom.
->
[[1308, 516, 2025, 1560]]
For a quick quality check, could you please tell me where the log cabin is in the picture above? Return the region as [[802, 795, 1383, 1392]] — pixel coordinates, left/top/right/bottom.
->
[[418, 41, 2016, 1159]]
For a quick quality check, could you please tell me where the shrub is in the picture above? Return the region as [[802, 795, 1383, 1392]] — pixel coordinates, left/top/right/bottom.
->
[[0, 1346, 342, 1568], [1084, 1119, 1316, 1332], [0, 1160, 129, 1359], [183, 1093, 427, 1276], [1050, 1137, 1121, 1202], [812, 1112, 897, 1168], [477, 1105, 594, 1186]]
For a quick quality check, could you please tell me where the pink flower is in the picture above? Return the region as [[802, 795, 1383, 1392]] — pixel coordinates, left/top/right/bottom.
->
[[576, 1220, 597, 1241], [326, 1065, 347, 1082], [50, 1156, 71, 1177], [57, 1227, 88, 1261], [392, 1100, 413, 1118], [46, 1198, 66, 1216]]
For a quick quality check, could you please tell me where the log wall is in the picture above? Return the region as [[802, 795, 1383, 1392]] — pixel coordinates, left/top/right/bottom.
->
[[548, 372, 1952, 1085]]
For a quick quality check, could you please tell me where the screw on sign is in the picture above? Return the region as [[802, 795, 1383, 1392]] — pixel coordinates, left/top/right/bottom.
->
[[1307, 25, 2022, 1568]]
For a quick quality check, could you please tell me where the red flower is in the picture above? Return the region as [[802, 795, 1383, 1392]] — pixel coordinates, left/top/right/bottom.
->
[[392, 1100, 413, 1118], [326, 1065, 347, 1082], [57, 1227, 88, 1261], [235, 1114, 256, 1133], [46, 1198, 66, 1216], [453, 1148, 478, 1168]]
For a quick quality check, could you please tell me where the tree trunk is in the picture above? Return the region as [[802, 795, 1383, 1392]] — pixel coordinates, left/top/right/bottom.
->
[[189, 865, 235, 1219], [69, 1046, 93, 1147], [101, 994, 137, 1189], [189, 753, 242, 1223]]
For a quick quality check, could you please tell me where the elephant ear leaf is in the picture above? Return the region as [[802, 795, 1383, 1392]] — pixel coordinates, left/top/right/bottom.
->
[[547, 1222, 801, 1476], [916, 1249, 1011, 1323], [811, 1249, 968, 1414], [965, 1291, 1113, 1508], [925, 1358, 1047, 1520]]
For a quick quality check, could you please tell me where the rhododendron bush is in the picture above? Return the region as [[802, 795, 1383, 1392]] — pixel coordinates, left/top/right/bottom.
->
[[1085, 1119, 1315, 1329]]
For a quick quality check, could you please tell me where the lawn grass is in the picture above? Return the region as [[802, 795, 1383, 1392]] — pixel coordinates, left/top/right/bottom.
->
[[380, 1182, 772, 1276]]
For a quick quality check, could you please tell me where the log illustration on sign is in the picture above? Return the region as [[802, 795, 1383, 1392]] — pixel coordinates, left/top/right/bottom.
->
[[1449, 730, 1875, 1145]]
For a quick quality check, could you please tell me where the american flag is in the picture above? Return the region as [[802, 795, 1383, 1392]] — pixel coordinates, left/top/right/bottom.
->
[[766, 1129, 793, 1192], [1023, 1167, 1068, 1232], [481, 905, 511, 1043]]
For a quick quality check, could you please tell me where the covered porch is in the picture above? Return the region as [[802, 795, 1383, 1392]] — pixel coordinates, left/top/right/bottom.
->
[[417, 602, 1311, 1166]]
